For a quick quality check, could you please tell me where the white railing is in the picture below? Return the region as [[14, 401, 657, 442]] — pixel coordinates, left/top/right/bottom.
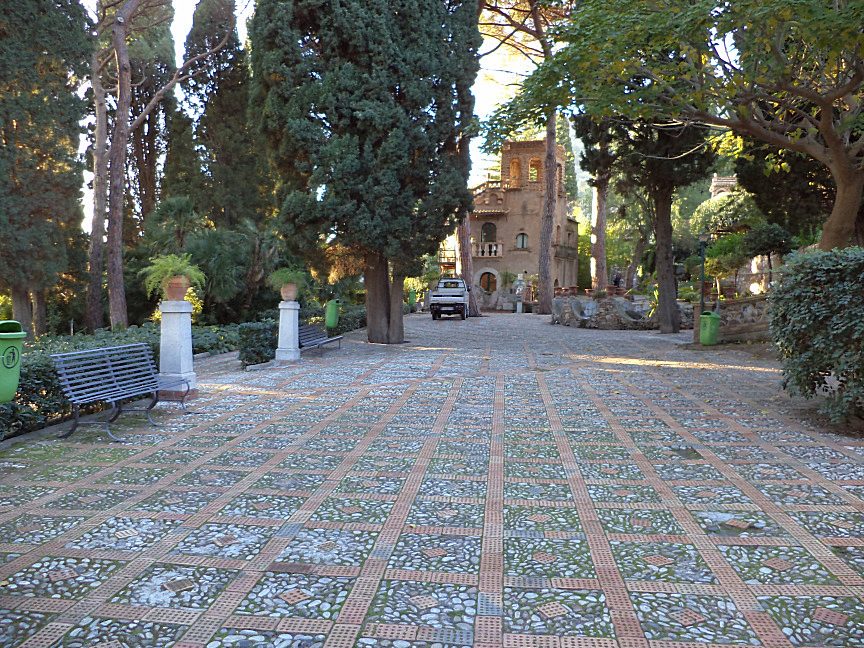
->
[[472, 241, 504, 258]]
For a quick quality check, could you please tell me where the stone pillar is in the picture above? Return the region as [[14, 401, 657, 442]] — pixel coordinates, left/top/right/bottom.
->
[[159, 300, 197, 393], [276, 301, 300, 362]]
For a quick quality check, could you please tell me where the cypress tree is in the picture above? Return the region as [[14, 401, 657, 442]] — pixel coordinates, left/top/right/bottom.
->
[[0, 0, 91, 338], [250, 0, 481, 343], [180, 0, 260, 229]]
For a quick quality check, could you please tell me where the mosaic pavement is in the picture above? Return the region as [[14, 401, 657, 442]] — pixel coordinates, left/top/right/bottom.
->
[[1, 312, 864, 648]]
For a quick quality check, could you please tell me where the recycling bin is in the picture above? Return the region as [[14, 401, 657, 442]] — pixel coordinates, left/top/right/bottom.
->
[[325, 299, 340, 328], [0, 321, 26, 403], [408, 289, 417, 306], [699, 311, 721, 346]]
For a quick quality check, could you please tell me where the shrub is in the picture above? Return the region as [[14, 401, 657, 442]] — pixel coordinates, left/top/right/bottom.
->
[[770, 247, 864, 423], [238, 320, 279, 367]]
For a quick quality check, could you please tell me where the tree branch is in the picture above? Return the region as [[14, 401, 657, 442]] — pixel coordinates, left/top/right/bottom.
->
[[129, 15, 235, 132]]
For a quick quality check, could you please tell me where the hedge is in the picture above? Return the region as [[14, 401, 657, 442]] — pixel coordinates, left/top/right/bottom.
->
[[238, 303, 368, 368], [770, 247, 864, 423], [0, 323, 239, 438]]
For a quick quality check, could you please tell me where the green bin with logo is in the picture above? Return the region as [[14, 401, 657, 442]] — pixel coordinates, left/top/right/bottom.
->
[[699, 311, 721, 346], [0, 321, 26, 403], [325, 299, 340, 328]]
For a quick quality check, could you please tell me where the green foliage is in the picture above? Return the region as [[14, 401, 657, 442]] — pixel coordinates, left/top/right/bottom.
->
[[691, 190, 766, 236], [743, 223, 793, 260], [771, 248, 864, 423], [237, 319, 278, 367], [139, 254, 207, 300], [704, 233, 750, 281], [144, 197, 208, 253], [499, 270, 517, 288], [250, 0, 480, 341], [487, 0, 864, 249], [0, 0, 91, 298], [0, 324, 239, 437], [734, 142, 840, 240], [0, 296, 12, 320], [179, 0, 262, 230]]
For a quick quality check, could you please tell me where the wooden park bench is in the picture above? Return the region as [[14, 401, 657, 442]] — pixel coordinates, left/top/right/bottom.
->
[[298, 324, 343, 354], [51, 343, 193, 442]]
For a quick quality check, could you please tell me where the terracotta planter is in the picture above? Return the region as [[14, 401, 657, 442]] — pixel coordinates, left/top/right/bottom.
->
[[165, 276, 190, 301], [280, 283, 299, 302]]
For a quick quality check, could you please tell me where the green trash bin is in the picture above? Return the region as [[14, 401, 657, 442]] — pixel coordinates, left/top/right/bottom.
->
[[699, 311, 721, 346], [408, 289, 417, 306], [0, 321, 27, 403], [325, 299, 340, 328]]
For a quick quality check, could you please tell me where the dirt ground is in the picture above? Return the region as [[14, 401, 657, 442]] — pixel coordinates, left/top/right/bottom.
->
[[720, 340, 864, 438]]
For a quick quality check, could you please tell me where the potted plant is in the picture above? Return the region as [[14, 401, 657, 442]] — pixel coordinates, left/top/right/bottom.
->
[[139, 254, 206, 301], [267, 268, 307, 301]]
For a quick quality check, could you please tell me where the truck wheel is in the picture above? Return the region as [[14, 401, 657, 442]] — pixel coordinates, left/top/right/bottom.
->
[[432, 312, 438, 320], [460, 307, 466, 320]]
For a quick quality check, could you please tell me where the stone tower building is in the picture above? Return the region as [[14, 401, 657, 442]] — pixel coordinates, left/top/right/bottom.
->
[[455, 139, 578, 309]]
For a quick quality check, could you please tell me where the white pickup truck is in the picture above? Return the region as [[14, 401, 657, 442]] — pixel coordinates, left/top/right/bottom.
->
[[429, 278, 470, 320]]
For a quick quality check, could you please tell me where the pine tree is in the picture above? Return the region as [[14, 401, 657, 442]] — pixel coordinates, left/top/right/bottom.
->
[[0, 0, 91, 338], [251, 0, 481, 343]]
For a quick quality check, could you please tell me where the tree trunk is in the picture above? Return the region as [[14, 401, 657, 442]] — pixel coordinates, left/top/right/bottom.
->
[[365, 252, 391, 344], [818, 170, 864, 251], [625, 234, 648, 291], [31, 290, 47, 337], [537, 112, 556, 314], [11, 286, 33, 341], [457, 215, 482, 317], [653, 188, 680, 334], [86, 49, 108, 333], [591, 176, 609, 290], [106, 3, 142, 330], [388, 275, 405, 344]]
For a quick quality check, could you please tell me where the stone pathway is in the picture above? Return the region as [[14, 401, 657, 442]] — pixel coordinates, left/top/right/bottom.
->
[[1, 312, 863, 648]]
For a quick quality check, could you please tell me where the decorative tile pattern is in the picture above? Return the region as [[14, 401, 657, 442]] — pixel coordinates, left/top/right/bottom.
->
[[6, 315, 864, 648]]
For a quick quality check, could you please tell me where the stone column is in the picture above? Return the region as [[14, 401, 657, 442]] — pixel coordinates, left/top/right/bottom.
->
[[159, 300, 197, 394], [276, 301, 300, 362]]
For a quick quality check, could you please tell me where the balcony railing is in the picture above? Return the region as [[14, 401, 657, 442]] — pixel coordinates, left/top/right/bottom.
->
[[472, 241, 504, 258]]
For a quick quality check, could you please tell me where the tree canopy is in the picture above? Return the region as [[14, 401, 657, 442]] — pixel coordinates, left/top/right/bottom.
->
[[0, 0, 92, 336], [489, 0, 864, 251], [250, 0, 481, 343]]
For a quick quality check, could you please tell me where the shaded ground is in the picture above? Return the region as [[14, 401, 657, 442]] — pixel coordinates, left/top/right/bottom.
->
[[1, 312, 864, 648]]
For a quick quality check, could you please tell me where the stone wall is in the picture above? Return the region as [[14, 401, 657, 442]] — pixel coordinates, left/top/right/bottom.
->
[[716, 295, 771, 342]]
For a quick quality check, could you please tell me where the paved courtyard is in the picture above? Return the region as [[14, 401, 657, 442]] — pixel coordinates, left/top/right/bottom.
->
[[1, 312, 863, 648]]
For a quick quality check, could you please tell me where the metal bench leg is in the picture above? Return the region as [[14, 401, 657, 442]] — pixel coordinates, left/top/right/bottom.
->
[[58, 404, 81, 439], [177, 380, 195, 415], [105, 401, 123, 442], [107, 401, 123, 422], [145, 392, 163, 426]]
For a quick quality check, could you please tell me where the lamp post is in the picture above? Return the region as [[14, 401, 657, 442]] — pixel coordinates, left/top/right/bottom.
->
[[694, 232, 711, 344]]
